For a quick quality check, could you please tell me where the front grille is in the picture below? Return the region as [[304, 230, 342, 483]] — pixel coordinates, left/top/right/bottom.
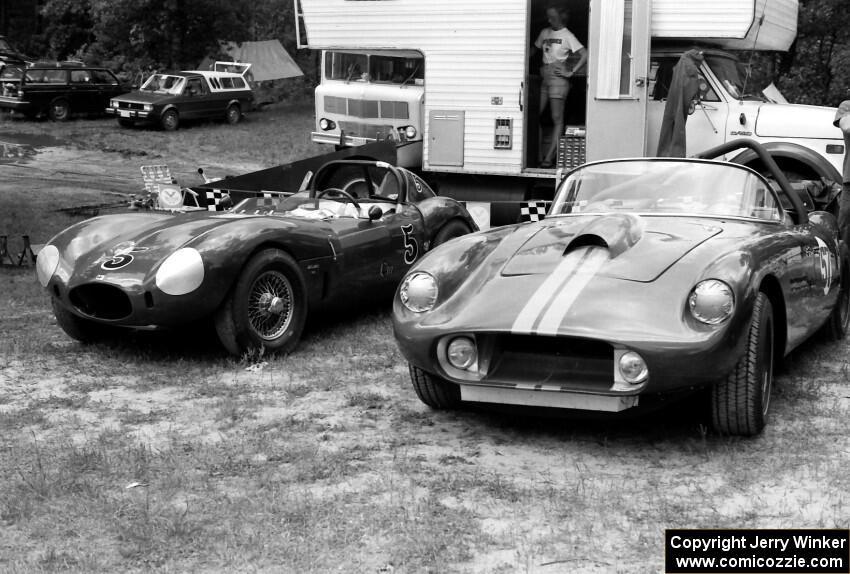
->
[[338, 121, 396, 140], [69, 283, 132, 320], [481, 334, 613, 391], [118, 101, 145, 110]]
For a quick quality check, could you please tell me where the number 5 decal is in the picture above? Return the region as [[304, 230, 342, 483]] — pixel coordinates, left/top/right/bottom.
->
[[401, 224, 419, 264]]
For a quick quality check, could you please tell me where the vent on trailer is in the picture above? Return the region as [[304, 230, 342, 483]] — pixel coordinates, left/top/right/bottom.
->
[[494, 118, 513, 150]]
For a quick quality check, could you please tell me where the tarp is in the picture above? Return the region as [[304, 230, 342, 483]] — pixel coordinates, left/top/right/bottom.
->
[[199, 40, 303, 82]]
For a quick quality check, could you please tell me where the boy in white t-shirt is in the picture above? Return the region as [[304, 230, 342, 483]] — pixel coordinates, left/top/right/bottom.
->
[[533, 5, 587, 168]]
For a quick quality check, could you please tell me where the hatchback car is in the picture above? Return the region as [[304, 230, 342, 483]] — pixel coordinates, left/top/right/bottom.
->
[[0, 63, 126, 120], [105, 67, 254, 130]]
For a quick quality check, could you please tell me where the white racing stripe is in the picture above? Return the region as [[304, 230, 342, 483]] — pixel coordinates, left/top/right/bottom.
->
[[535, 246, 609, 335], [511, 246, 608, 334]]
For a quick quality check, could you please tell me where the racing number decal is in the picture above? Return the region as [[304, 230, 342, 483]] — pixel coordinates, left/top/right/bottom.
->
[[815, 237, 834, 295], [401, 224, 419, 264], [101, 244, 149, 271]]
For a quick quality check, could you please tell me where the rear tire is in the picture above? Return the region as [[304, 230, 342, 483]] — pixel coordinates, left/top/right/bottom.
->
[[161, 109, 179, 131], [214, 249, 307, 356], [409, 364, 461, 409], [711, 292, 774, 436], [48, 98, 70, 121], [51, 299, 111, 343], [431, 220, 472, 249], [226, 104, 241, 125]]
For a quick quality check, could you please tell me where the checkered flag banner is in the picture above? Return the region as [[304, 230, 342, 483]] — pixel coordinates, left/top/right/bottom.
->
[[520, 201, 549, 222], [205, 189, 229, 211]]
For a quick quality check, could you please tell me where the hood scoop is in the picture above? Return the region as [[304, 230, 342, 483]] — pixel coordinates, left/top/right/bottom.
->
[[502, 214, 721, 282]]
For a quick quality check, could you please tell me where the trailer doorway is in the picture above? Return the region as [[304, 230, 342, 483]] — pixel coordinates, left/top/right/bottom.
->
[[525, 0, 590, 171]]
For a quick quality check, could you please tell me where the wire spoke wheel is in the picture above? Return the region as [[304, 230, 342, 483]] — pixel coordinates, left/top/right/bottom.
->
[[247, 271, 294, 340]]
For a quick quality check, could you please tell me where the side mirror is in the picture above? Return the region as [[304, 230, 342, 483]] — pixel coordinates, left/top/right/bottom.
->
[[688, 99, 697, 116], [368, 205, 383, 221]]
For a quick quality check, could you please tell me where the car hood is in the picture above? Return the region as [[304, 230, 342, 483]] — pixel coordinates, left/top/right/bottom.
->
[[500, 214, 721, 282], [113, 91, 176, 104], [755, 103, 840, 140]]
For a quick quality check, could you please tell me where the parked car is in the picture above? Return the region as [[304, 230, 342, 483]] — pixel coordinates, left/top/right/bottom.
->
[[106, 66, 254, 130], [392, 140, 850, 436], [36, 160, 477, 356], [0, 63, 126, 120]]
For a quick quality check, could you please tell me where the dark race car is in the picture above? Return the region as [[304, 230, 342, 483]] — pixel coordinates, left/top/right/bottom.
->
[[37, 160, 477, 355], [392, 140, 850, 436]]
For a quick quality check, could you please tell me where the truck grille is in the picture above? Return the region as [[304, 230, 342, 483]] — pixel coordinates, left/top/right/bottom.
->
[[324, 96, 409, 119], [69, 283, 132, 320], [118, 101, 145, 110], [338, 121, 397, 140], [480, 334, 613, 391]]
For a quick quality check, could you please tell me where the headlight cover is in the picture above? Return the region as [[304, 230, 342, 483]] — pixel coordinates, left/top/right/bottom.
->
[[399, 272, 438, 313], [155, 248, 204, 295], [447, 336, 477, 370], [143, 103, 153, 112], [688, 279, 734, 325], [618, 351, 648, 384], [36, 245, 60, 287]]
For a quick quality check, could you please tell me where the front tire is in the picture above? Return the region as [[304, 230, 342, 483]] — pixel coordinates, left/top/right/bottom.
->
[[431, 220, 472, 249], [409, 364, 461, 409], [161, 109, 179, 131], [711, 292, 774, 436], [825, 244, 850, 340], [48, 98, 70, 121], [214, 249, 307, 356], [51, 299, 111, 343]]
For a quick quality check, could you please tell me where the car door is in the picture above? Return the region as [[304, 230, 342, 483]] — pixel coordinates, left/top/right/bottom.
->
[[332, 215, 399, 298], [181, 77, 208, 119], [69, 69, 98, 113]]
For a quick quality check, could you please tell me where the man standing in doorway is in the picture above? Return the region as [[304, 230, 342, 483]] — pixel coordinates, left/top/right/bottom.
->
[[533, 5, 587, 168], [834, 100, 850, 245]]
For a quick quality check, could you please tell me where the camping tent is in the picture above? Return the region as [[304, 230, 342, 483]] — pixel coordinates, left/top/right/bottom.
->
[[199, 40, 303, 82]]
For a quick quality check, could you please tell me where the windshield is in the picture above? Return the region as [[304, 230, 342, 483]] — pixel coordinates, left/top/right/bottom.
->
[[0, 65, 22, 80], [550, 160, 783, 222], [140, 74, 185, 94], [705, 55, 764, 101], [324, 51, 424, 85]]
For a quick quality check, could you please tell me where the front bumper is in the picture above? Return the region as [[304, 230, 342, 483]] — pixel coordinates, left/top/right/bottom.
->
[[311, 131, 374, 146], [0, 96, 30, 111], [106, 107, 151, 120]]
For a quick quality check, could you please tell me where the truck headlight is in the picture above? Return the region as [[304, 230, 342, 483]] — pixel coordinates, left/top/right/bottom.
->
[[155, 248, 204, 295], [399, 272, 438, 313], [404, 126, 417, 139], [319, 118, 336, 131], [36, 245, 60, 287], [688, 279, 734, 325], [143, 104, 153, 112]]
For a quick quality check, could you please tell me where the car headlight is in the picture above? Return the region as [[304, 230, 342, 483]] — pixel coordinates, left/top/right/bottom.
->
[[319, 118, 336, 131], [399, 272, 438, 313], [688, 279, 734, 325], [155, 248, 204, 295], [36, 245, 60, 287], [143, 104, 153, 112], [109, 99, 117, 108], [618, 351, 648, 384], [447, 336, 477, 370]]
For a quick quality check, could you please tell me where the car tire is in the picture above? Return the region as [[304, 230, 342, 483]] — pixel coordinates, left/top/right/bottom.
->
[[117, 118, 134, 128], [409, 364, 461, 409], [226, 104, 241, 125], [431, 220, 472, 249], [48, 98, 70, 122], [710, 292, 774, 436], [161, 109, 179, 131], [214, 249, 307, 356], [825, 243, 850, 340], [51, 298, 111, 343]]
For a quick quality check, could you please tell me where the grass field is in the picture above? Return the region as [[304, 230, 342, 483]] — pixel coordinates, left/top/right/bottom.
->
[[1, 106, 850, 573]]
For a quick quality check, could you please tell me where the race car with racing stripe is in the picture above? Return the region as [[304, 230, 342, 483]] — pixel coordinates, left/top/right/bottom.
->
[[392, 140, 850, 436], [37, 160, 476, 356]]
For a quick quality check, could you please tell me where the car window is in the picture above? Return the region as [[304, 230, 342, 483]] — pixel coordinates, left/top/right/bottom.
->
[[649, 57, 719, 103], [232, 77, 246, 89], [28, 69, 66, 84], [70, 70, 92, 84], [90, 69, 118, 85], [184, 78, 205, 95], [220, 77, 234, 89], [140, 74, 185, 95], [0, 66, 22, 80], [551, 160, 783, 222]]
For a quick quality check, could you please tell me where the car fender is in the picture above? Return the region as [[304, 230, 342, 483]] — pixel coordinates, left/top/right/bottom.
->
[[415, 197, 479, 246], [729, 141, 842, 183]]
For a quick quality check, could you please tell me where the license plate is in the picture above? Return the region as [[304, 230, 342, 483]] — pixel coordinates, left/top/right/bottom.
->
[[119, 110, 130, 117]]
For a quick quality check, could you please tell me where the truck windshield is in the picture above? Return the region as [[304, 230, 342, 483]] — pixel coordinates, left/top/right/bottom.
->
[[704, 55, 765, 101], [140, 74, 185, 95], [325, 51, 424, 85]]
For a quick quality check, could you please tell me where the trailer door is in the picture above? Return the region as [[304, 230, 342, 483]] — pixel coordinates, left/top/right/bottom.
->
[[586, 0, 651, 161]]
